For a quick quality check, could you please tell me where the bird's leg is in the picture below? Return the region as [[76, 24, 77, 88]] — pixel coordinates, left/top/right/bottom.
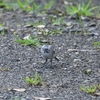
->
[[50, 58, 52, 67], [44, 59, 48, 64]]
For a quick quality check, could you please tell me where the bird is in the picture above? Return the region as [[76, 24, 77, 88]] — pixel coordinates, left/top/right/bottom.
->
[[41, 44, 59, 66]]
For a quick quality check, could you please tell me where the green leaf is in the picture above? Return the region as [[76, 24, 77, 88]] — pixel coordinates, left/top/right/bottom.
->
[[80, 85, 87, 92], [85, 0, 91, 10], [44, 0, 54, 10], [17, 0, 24, 10]]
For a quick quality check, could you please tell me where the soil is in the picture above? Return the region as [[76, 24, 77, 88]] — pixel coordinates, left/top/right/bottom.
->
[[0, 0, 100, 100]]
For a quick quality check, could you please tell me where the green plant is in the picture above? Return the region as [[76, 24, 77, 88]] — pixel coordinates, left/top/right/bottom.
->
[[17, 0, 41, 13], [44, 0, 55, 10], [0, 0, 21, 11], [1, 30, 5, 35], [0, 1, 12, 10], [17, 0, 25, 11], [81, 85, 97, 94], [0, 67, 8, 71], [31, 1, 41, 14], [51, 17, 64, 25], [0, 24, 5, 35], [17, 0, 32, 12], [77, 17, 83, 27], [14, 98, 21, 100], [0, 0, 20, 11], [23, 73, 43, 85], [93, 41, 100, 48], [97, 84, 100, 90], [0, 24, 7, 36], [9, 97, 22, 100], [14, 36, 42, 47], [66, 0, 98, 18], [42, 0, 55, 14]]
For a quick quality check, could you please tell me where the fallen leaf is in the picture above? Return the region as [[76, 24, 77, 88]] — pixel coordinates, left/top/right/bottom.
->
[[10, 29, 15, 32], [13, 88, 26, 92], [64, 1, 72, 5], [8, 88, 26, 92], [68, 49, 99, 52], [24, 24, 33, 28], [94, 92, 100, 96], [34, 97, 51, 100], [40, 39, 48, 43], [81, 16, 91, 21], [37, 25, 45, 28], [23, 34, 30, 40], [89, 22, 96, 27]]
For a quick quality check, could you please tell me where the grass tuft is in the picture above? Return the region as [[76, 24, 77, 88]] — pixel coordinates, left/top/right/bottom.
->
[[81, 85, 97, 94], [14, 36, 42, 47], [23, 73, 43, 86], [93, 41, 100, 48], [65, 0, 98, 18]]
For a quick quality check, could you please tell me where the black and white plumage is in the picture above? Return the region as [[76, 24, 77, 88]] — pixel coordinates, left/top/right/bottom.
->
[[41, 45, 59, 66]]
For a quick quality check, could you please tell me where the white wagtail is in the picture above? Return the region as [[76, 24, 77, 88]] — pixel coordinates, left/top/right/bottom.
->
[[41, 44, 59, 66]]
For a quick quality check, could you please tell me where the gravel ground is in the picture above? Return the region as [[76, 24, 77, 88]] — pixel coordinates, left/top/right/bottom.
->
[[0, 1, 100, 100]]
